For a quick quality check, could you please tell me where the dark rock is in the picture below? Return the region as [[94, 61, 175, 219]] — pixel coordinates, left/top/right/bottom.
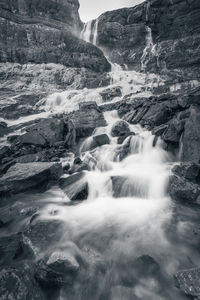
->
[[59, 172, 88, 201], [18, 118, 65, 147], [100, 86, 122, 102], [25, 220, 64, 252], [0, 162, 63, 195], [69, 102, 107, 139], [93, 134, 110, 147], [74, 157, 82, 165], [172, 163, 200, 182], [0, 145, 11, 159], [117, 132, 135, 144], [46, 251, 79, 274], [111, 120, 130, 137], [168, 175, 200, 204], [0, 263, 45, 300], [181, 106, 200, 163], [162, 119, 184, 144], [174, 268, 200, 298], [0, 121, 10, 137], [69, 162, 90, 174]]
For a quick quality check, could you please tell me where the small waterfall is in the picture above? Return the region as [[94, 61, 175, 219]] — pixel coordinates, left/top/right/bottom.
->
[[141, 26, 154, 71], [81, 20, 93, 42], [93, 19, 99, 46]]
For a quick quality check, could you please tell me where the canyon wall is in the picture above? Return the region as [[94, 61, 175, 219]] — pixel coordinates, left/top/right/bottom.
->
[[0, 0, 110, 73], [97, 0, 200, 83]]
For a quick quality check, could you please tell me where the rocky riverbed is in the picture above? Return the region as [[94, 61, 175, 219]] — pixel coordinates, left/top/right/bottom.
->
[[0, 0, 200, 299]]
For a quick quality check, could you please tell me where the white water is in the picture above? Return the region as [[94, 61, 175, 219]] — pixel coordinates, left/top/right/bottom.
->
[[36, 20, 164, 115]]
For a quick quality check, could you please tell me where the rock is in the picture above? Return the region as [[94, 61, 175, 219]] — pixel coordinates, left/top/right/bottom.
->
[[59, 172, 88, 201], [18, 118, 65, 147], [100, 86, 122, 102], [162, 119, 185, 144], [0, 121, 10, 137], [0, 263, 45, 300], [74, 157, 82, 165], [93, 134, 110, 147], [47, 251, 79, 274], [69, 102, 107, 139], [117, 132, 135, 144], [168, 175, 200, 204], [25, 220, 64, 252], [0, 162, 63, 195], [69, 162, 90, 174], [172, 163, 200, 182], [181, 106, 200, 163], [111, 120, 130, 137], [152, 124, 168, 136], [0, 145, 11, 159], [174, 268, 200, 298], [0, 0, 110, 73]]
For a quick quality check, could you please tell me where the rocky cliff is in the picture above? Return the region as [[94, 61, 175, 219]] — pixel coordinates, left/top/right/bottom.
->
[[96, 0, 200, 84], [0, 0, 110, 73]]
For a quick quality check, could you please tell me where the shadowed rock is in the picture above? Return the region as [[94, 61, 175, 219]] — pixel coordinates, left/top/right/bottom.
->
[[0, 162, 63, 195]]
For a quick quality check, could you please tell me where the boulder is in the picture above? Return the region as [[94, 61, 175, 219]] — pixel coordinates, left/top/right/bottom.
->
[[18, 118, 65, 147], [174, 268, 200, 298], [162, 119, 184, 144], [172, 163, 200, 182], [47, 251, 79, 274], [0, 145, 11, 159], [0, 162, 63, 195], [25, 220, 64, 252], [93, 134, 110, 147], [100, 86, 122, 102], [69, 102, 107, 139], [0, 121, 10, 137], [59, 172, 88, 201], [0, 263, 45, 300], [168, 175, 200, 204], [181, 106, 200, 163], [111, 120, 130, 137]]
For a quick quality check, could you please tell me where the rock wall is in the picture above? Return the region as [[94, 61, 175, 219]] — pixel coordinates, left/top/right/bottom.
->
[[96, 0, 200, 82], [0, 0, 110, 73]]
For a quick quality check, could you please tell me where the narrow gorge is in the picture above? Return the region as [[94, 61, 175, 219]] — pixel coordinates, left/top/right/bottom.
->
[[0, 0, 200, 299]]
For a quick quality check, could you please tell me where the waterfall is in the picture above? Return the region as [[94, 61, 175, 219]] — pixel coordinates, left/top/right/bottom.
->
[[93, 19, 99, 46], [81, 20, 93, 43]]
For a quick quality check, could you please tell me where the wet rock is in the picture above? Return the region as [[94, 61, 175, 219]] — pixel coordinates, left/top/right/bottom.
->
[[0, 145, 11, 160], [181, 106, 200, 163], [162, 119, 185, 144], [69, 162, 90, 174], [0, 263, 45, 300], [93, 134, 110, 147], [152, 124, 168, 136], [0, 121, 10, 137], [59, 172, 88, 201], [117, 132, 135, 144], [69, 102, 107, 139], [25, 220, 64, 252], [168, 175, 200, 204], [111, 120, 130, 137], [47, 251, 79, 274], [172, 163, 200, 182], [18, 118, 65, 147], [174, 268, 200, 298], [100, 86, 122, 102], [0, 162, 63, 195]]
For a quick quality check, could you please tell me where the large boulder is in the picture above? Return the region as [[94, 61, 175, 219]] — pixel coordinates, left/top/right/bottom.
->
[[59, 172, 88, 201], [18, 118, 65, 147], [162, 119, 185, 145], [35, 250, 79, 287], [69, 102, 107, 139], [168, 174, 200, 204], [181, 106, 200, 163], [172, 163, 200, 182], [111, 120, 130, 137], [174, 268, 200, 299], [0, 162, 62, 195], [81, 134, 110, 152]]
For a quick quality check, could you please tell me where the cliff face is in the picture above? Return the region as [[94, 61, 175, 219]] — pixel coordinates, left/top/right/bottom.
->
[[0, 0, 110, 73], [97, 0, 200, 82]]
